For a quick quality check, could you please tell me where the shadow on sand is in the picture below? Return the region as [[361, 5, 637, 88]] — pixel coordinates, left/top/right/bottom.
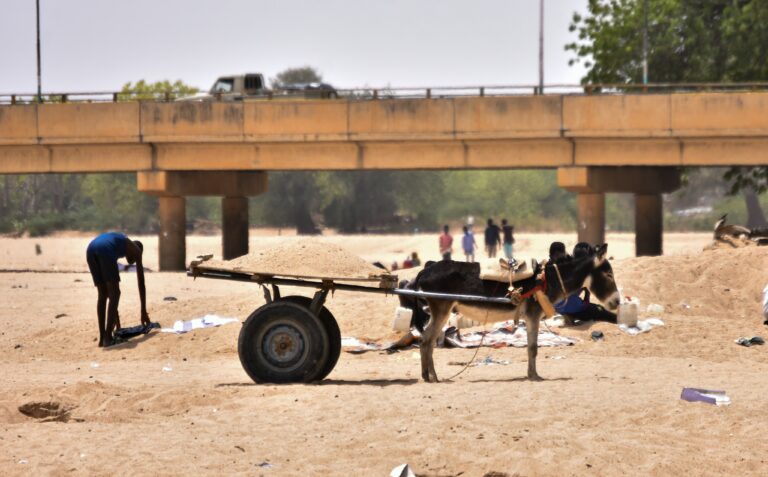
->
[[215, 378, 419, 388]]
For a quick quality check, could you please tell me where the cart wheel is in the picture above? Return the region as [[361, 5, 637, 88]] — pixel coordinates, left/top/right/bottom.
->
[[238, 301, 329, 384], [281, 296, 342, 380]]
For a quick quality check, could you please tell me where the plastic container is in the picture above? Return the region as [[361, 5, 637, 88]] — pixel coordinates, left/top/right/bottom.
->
[[617, 298, 639, 327], [393, 307, 413, 332]]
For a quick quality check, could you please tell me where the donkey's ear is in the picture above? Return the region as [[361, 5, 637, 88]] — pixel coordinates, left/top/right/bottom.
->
[[596, 243, 608, 258]]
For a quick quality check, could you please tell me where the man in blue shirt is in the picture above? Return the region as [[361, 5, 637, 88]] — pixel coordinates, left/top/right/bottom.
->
[[86, 232, 150, 347]]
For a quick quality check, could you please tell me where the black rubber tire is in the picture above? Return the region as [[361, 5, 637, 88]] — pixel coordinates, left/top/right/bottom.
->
[[238, 301, 329, 384], [280, 296, 342, 381]]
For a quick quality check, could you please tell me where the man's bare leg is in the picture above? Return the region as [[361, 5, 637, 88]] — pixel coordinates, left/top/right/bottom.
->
[[96, 284, 108, 347], [104, 281, 121, 346]]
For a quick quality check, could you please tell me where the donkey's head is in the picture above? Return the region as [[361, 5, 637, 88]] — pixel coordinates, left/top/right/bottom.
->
[[585, 244, 620, 310], [545, 243, 619, 310]]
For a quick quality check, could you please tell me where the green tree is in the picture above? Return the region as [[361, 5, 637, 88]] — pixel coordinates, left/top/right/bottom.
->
[[119, 79, 198, 101], [269, 66, 322, 88], [567, 0, 768, 226]]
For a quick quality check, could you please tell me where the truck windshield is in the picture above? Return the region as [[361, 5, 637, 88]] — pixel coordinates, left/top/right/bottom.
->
[[211, 78, 235, 93]]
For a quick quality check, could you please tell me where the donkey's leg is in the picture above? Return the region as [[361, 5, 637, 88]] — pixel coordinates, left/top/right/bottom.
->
[[524, 304, 543, 381], [420, 300, 452, 383]]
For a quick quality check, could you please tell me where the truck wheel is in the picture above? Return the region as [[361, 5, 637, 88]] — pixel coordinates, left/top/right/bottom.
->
[[238, 301, 329, 384], [280, 296, 341, 380]]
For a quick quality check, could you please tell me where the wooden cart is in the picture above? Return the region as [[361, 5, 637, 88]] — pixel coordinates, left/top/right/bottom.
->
[[189, 257, 516, 384]]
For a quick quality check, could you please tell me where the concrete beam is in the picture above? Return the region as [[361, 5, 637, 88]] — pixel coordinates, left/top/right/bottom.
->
[[158, 196, 186, 271], [137, 170, 267, 196], [558, 166, 681, 194], [635, 194, 663, 256], [222, 196, 249, 260]]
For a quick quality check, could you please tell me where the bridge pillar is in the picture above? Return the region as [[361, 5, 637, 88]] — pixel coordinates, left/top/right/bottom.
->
[[158, 196, 186, 271], [577, 192, 605, 245], [558, 167, 680, 255], [138, 170, 267, 268], [222, 196, 249, 259], [635, 194, 663, 256]]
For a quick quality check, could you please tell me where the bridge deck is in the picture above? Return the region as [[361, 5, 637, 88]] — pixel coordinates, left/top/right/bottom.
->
[[1, 92, 767, 173]]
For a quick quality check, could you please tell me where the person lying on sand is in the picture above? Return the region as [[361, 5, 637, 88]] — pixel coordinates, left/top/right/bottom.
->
[[549, 241, 617, 324], [86, 232, 150, 347]]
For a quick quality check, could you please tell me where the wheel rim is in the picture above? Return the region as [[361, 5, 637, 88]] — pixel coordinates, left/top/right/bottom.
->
[[258, 321, 307, 372]]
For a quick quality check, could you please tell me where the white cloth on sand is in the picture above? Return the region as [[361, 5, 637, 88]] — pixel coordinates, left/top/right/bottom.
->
[[161, 315, 239, 334], [619, 318, 664, 335]]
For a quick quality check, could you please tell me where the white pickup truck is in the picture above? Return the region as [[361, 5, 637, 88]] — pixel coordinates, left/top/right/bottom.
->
[[184, 73, 338, 101]]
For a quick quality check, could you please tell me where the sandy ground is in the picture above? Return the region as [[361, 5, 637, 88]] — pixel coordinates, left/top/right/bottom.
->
[[1, 232, 767, 476]]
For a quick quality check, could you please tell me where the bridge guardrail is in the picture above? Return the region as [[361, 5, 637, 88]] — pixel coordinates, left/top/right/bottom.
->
[[3, 82, 768, 104]]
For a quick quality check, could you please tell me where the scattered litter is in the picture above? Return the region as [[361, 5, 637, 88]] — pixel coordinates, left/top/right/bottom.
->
[[469, 356, 510, 366], [619, 318, 664, 335], [18, 459, 28, 465], [390, 464, 416, 477], [646, 303, 664, 314], [90, 362, 100, 369], [118, 263, 153, 272], [735, 336, 765, 347], [14, 344, 22, 350], [444, 321, 577, 349], [160, 315, 239, 334], [74, 279, 83, 282], [591, 331, 604, 341], [392, 306, 413, 332], [681, 387, 731, 406], [617, 298, 639, 327], [342, 337, 386, 353], [548, 355, 566, 360], [256, 462, 273, 469], [35, 244, 42, 255], [115, 322, 160, 340], [54, 313, 68, 319], [162, 365, 173, 372], [163, 296, 178, 302], [681, 303, 691, 309]]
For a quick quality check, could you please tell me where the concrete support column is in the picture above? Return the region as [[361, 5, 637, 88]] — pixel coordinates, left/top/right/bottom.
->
[[158, 196, 186, 271], [635, 193, 663, 256], [577, 192, 605, 245], [222, 196, 249, 260]]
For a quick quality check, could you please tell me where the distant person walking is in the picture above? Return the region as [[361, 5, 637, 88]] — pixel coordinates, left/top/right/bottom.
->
[[86, 232, 150, 347], [501, 219, 515, 260], [484, 218, 501, 258], [461, 226, 478, 262], [439, 225, 453, 261]]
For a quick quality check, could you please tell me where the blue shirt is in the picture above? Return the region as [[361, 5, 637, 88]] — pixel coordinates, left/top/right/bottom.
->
[[555, 294, 588, 315], [462, 232, 475, 252], [87, 232, 128, 261]]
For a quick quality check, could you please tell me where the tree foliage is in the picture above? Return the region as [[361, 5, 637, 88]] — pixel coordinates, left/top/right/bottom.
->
[[270, 66, 323, 88], [566, 0, 768, 197]]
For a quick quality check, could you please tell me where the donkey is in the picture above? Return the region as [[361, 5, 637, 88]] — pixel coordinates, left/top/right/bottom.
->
[[405, 244, 619, 382]]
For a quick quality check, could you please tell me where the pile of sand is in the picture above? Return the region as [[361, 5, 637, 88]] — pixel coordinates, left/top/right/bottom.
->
[[200, 240, 389, 279]]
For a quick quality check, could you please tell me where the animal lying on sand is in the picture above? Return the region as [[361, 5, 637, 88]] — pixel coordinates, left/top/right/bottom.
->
[[401, 245, 619, 382], [708, 214, 768, 249]]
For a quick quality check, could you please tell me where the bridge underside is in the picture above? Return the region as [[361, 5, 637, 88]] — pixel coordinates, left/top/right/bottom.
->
[[2, 92, 765, 268]]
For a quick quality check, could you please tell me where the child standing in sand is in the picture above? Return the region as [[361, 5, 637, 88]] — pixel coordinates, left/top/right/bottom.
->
[[439, 225, 453, 261], [461, 226, 478, 262]]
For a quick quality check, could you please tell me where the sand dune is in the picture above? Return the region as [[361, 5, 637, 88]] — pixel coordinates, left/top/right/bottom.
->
[[1, 233, 766, 476]]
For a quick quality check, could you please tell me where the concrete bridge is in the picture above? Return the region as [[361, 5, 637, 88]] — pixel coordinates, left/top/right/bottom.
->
[[1, 91, 767, 269]]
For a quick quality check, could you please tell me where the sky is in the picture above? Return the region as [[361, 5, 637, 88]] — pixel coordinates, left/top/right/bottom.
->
[[0, 0, 588, 94]]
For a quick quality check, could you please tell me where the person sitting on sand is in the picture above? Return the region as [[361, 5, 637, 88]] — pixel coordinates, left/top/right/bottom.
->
[[86, 232, 150, 347], [550, 241, 617, 324], [410, 252, 421, 267]]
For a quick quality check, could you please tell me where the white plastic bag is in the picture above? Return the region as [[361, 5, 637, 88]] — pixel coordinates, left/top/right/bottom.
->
[[763, 284, 768, 319]]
